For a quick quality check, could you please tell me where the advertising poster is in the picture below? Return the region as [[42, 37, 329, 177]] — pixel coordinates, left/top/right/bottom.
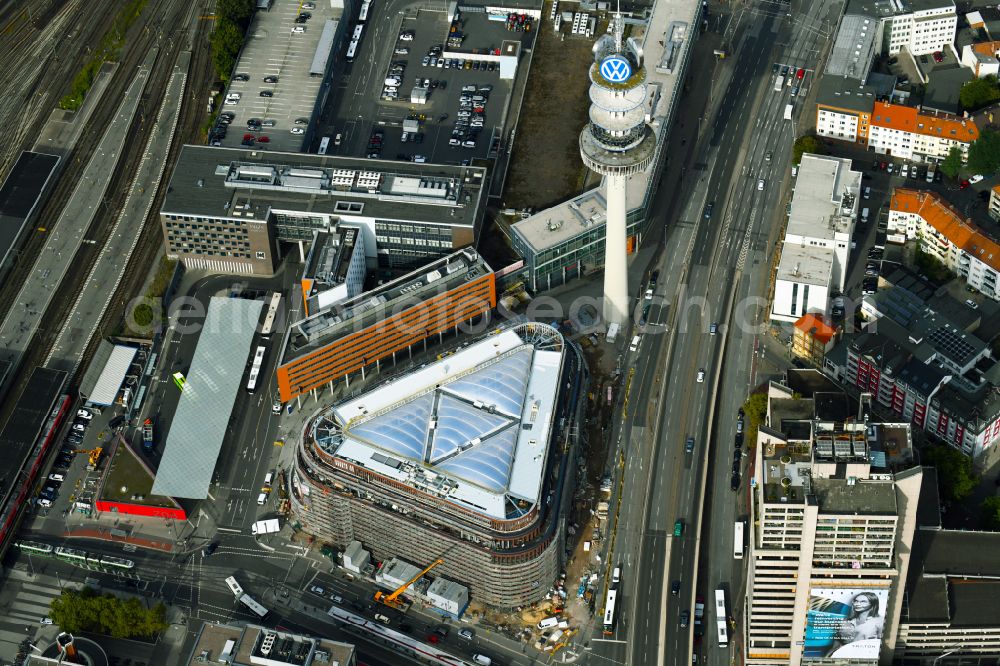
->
[[803, 588, 887, 659]]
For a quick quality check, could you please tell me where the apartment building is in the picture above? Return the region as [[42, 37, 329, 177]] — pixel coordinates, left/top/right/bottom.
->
[[887, 188, 1000, 300], [159, 145, 488, 275], [988, 184, 1000, 222], [744, 384, 922, 666], [960, 40, 1000, 77], [814, 11, 879, 143], [867, 102, 979, 161], [792, 313, 839, 367], [772, 155, 860, 323], [289, 322, 574, 608]]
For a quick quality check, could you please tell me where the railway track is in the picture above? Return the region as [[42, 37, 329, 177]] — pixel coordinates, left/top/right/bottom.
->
[[0, 0, 209, 425]]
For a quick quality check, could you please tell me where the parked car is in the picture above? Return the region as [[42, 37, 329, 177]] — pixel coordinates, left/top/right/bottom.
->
[[76, 409, 92, 420]]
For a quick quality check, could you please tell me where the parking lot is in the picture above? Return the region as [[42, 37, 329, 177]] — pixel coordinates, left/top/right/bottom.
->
[[320, 3, 535, 166], [214, 0, 341, 152]]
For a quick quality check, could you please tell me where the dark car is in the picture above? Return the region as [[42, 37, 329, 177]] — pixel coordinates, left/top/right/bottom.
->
[[650, 269, 660, 286], [260, 90, 274, 97], [398, 623, 413, 634], [733, 449, 742, 463], [734, 432, 743, 449], [685, 437, 695, 453], [732, 460, 741, 475], [703, 202, 714, 219], [263, 75, 279, 83], [202, 541, 219, 557], [730, 472, 740, 491], [671, 580, 680, 596], [232, 73, 250, 81], [680, 610, 690, 628], [434, 625, 449, 638]]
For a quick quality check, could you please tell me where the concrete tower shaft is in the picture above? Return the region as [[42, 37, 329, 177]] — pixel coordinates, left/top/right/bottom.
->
[[579, 14, 657, 325]]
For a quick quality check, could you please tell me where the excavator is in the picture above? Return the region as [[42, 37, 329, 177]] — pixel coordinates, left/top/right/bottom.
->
[[373, 558, 443, 611]]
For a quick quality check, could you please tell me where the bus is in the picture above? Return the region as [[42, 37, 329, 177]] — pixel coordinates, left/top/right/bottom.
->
[[734, 520, 745, 559], [715, 589, 729, 648], [602, 589, 617, 635], [345, 39, 359, 62], [17, 541, 53, 555], [260, 292, 281, 337], [318, 136, 331, 155], [239, 593, 269, 619], [225, 576, 244, 598], [358, 0, 371, 23], [246, 345, 267, 394]]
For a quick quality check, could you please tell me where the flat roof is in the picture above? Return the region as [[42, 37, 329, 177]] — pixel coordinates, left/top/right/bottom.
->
[[219, 0, 344, 153], [152, 297, 264, 499], [0, 367, 66, 503], [917, 529, 1000, 577], [283, 247, 491, 362], [826, 12, 878, 79], [811, 477, 899, 514], [81, 344, 138, 406], [787, 154, 860, 241], [187, 623, 355, 666], [816, 75, 878, 113], [510, 0, 701, 253], [775, 244, 835, 285], [162, 145, 486, 229], [0, 151, 59, 268], [311, 324, 564, 520], [923, 65, 973, 115], [303, 227, 358, 287], [97, 434, 183, 511]]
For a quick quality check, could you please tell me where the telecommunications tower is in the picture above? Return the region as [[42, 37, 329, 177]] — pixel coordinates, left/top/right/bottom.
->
[[579, 10, 656, 325]]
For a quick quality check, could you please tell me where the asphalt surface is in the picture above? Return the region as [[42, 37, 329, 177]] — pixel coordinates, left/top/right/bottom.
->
[[590, 2, 840, 665]]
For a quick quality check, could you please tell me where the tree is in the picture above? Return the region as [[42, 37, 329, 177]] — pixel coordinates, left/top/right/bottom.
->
[[742, 392, 768, 448], [966, 129, 1000, 176], [940, 145, 963, 179], [211, 20, 245, 80], [960, 75, 1000, 111], [913, 245, 952, 284], [49, 588, 168, 639], [132, 303, 153, 328], [923, 444, 976, 502], [792, 134, 823, 165], [216, 0, 255, 31], [981, 496, 1000, 531]]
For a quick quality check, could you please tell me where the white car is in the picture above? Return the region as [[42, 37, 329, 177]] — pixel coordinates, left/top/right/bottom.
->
[[76, 409, 92, 420], [696, 368, 705, 383], [399, 32, 414, 41], [290, 127, 305, 134], [969, 174, 985, 184], [72, 423, 86, 433], [757, 179, 765, 191], [40, 617, 53, 625], [302, 1, 315, 8], [292, 25, 306, 33], [644, 288, 653, 300], [37, 498, 52, 508], [310, 585, 325, 595], [272, 401, 282, 414]]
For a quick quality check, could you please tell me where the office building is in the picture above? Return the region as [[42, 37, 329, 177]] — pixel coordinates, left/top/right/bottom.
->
[[289, 322, 575, 608], [159, 145, 488, 276], [887, 188, 1000, 300], [744, 383, 923, 666], [300, 227, 366, 317], [895, 474, 1000, 664], [882, 0, 957, 56], [185, 622, 356, 666], [275, 248, 495, 404], [771, 154, 860, 323]]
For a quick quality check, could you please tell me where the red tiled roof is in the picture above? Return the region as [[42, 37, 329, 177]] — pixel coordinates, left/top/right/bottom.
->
[[870, 102, 980, 142], [794, 313, 836, 345], [890, 188, 1000, 272]]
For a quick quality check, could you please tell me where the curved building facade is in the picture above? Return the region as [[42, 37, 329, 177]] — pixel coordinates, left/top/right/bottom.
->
[[289, 323, 575, 608]]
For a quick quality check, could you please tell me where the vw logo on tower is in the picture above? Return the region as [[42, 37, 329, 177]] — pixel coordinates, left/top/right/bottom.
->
[[600, 55, 632, 83]]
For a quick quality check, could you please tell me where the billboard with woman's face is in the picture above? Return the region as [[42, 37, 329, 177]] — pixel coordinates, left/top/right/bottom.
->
[[803, 588, 888, 660]]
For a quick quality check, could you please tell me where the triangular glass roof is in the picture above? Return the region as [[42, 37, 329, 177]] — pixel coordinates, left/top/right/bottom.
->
[[351, 393, 434, 460], [430, 394, 511, 464], [444, 349, 532, 416], [437, 427, 519, 493]]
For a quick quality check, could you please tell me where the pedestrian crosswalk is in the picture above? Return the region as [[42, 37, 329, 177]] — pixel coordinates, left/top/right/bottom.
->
[[0, 579, 63, 661]]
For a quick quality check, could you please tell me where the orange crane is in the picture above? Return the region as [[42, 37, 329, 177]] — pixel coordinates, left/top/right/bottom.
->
[[72, 448, 103, 469], [373, 558, 443, 610]]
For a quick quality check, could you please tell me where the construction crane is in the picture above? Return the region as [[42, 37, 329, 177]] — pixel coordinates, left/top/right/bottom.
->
[[373, 558, 443, 610]]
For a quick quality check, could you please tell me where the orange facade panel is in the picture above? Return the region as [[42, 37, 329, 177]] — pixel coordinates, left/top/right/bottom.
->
[[277, 273, 497, 401]]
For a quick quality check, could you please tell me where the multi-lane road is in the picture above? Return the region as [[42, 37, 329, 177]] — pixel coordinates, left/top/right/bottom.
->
[[594, 1, 840, 665]]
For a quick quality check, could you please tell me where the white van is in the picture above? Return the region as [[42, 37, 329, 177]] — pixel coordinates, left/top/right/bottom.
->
[[263, 472, 273, 486], [629, 335, 640, 352], [612, 566, 621, 584], [861, 208, 870, 224], [537, 617, 559, 630], [472, 655, 492, 666], [257, 493, 267, 505]]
